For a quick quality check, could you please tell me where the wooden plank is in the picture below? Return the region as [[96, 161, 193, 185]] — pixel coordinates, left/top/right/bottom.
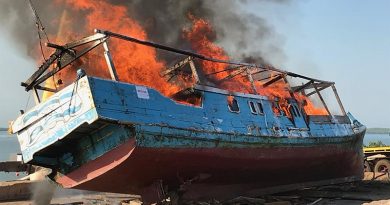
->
[[331, 85, 346, 115], [263, 75, 283, 87], [189, 60, 200, 83]]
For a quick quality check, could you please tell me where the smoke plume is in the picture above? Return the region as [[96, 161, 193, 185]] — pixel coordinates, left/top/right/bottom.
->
[[31, 179, 56, 205], [0, 0, 287, 66]]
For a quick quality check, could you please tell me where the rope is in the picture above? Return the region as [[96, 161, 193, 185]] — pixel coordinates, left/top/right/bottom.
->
[[28, 0, 50, 60], [68, 80, 79, 115]]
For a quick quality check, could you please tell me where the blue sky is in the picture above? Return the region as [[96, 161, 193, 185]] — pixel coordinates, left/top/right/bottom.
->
[[0, 1, 389, 128], [247, 0, 390, 127]]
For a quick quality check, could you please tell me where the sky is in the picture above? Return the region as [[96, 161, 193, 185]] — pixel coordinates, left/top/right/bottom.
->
[[0, 0, 389, 128]]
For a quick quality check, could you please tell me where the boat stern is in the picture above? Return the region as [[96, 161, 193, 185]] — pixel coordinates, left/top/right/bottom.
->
[[11, 76, 99, 164]]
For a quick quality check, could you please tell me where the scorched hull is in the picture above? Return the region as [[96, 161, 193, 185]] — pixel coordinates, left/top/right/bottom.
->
[[57, 128, 364, 200]]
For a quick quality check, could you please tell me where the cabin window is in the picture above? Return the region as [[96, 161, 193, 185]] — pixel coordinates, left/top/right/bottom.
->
[[257, 102, 264, 115], [248, 101, 257, 114], [171, 88, 203, 107], [272, 101, 282, 116], [227, 96, 240, 113]]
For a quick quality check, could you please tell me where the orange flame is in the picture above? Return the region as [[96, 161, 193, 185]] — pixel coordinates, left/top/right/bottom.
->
[[39, 1, 327, 115], [183, 14, 252, 93], [183, 15, 326, 115], [41, 0, 182, 102], [227, 95, 234, 106], [294, 93, 328, 115]]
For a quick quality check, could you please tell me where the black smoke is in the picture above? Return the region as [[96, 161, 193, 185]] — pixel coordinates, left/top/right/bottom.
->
[[0, 0, 287, 65]]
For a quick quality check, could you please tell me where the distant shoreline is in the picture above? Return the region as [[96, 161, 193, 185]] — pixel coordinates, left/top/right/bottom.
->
[[366, 128, 390, 134], [0, 128, 7, 132]]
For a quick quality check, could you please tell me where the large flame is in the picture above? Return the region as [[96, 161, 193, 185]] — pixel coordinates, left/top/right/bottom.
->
[[183, 15, 326, 115], [183, 14, 252, 93], [40, 0, 327, 115], [42, 0, 181, 101]]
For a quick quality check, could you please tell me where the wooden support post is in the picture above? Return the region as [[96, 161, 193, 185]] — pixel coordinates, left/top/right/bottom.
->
[[188, 60, 200, 83], [313, 84, 331, 116], [32, 88, 40, 104], [246, 67, 258, 94], [332, 85, 346, 116], [282, 75, 295, 99], [103, 41, 119, 81]]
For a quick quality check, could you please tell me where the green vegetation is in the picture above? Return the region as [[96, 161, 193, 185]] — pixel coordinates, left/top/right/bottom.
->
[[364, 140, 388, 147], [366, 128, 390, 134]]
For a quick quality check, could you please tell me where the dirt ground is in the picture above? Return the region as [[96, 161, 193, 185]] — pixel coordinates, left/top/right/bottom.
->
[[1, 172, 390, 205]]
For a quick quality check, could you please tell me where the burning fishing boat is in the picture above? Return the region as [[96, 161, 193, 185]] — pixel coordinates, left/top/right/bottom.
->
[[10, 28, 365, 202]]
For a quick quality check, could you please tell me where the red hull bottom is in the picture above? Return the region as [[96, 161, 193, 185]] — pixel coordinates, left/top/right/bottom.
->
[[57, 138, 363, 201]]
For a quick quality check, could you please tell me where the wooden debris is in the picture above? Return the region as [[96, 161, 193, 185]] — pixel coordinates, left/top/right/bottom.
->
[[307, 198, 322, 205], [225, 196, 266, 204], [264, 201, 291, 205]]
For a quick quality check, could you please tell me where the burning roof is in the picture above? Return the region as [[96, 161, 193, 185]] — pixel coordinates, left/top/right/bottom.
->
[[17, 0, 345, 116]]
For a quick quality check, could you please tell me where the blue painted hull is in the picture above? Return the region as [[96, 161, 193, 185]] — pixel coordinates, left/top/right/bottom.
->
[[12, 76, 365, 200]]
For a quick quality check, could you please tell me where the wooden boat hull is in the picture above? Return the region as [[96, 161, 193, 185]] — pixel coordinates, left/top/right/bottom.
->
[[56, 127, 364, 201], [11, 77, 366, 202]]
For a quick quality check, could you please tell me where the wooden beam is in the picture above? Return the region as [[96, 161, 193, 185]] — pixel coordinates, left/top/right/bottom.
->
[[23, 33, 107, 91], [263, 75, 283, 87], [306, 84, 330, 97], [282, 76, 295, 99], [252, 75, 273, 82], [188, 60, 200, 83], [251, 69, 269, 76], [205, 65, 245, 76], [23, 50, 61, 91], [30, 39, 105, 89], [162, 56, 193, 76], [21, 83, 56, 92], [220, 68, 245, 82], [103, 41, 118, 81], [292, 80, 314, 93], [332, 85, 346, 115], [313, 84, 331, 116], [246, 68, 258, 94]]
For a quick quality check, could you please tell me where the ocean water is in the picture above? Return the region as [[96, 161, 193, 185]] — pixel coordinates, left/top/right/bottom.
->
[[0, 131, 26, 181], [0, 131, 20, 161], [364, 133, 390, 146]]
